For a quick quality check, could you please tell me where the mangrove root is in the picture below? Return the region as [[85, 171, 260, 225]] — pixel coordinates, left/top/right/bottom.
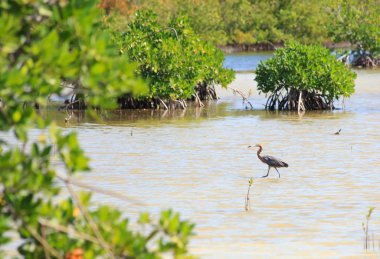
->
[[265, 88, 334, 111]]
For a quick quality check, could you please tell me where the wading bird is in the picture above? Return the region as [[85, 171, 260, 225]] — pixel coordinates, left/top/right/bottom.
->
[[248, 144, 288, 178]]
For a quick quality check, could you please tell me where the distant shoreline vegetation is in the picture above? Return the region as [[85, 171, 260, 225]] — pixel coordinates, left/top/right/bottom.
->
[[218, 41, 352, 54], [105, 0, 380, 67]]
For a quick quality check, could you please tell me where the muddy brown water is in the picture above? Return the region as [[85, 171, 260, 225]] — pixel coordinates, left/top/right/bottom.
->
[[3, 70, 380, 257]]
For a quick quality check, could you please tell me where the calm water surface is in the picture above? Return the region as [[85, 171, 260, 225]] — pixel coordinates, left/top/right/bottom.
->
[[223, 52, 272, 71], [51, 68, 380, 258]]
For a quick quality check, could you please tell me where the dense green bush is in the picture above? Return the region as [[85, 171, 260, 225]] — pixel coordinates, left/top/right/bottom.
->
[[255, 41, 356, 111], [0, 1, 194, 257], [111, 10, 234, 109]]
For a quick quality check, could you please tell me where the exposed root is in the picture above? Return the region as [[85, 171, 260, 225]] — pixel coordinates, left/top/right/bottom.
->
[[265, 88, 334, 111], [337, 51, 379, 67], [116, 82, 219, 110], [193, 92, 204, 107], [158, 98, 169, 110]]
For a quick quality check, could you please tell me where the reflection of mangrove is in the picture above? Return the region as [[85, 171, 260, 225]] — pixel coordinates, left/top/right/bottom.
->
[[49, 101, 233, 125], [48, 101, 355, 126]]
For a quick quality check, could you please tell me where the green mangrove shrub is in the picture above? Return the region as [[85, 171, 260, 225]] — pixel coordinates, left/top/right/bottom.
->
[[328, 0, 380, 66], [111, 10, 235, 109], [0, 1, 194, 258], [255, 41, 356, 111]]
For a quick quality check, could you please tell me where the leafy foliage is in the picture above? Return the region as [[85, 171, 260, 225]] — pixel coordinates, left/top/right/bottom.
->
[[111, 10, 234, 103], [328, 0, 380, 54], [102, 0, 380, 50], [255, 41, 356, 110], [124, 0, 333, 46], [0, 0, 194, 257]]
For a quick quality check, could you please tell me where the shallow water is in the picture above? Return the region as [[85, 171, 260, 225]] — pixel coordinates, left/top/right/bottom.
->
[[52, 69, 380, 258], [3, 66, 380, 257], [223, 51, 272, 71]]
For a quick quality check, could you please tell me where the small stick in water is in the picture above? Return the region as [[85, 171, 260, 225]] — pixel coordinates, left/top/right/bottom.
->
[[245, 177, 253, 211], [131, 126, 133, 136]]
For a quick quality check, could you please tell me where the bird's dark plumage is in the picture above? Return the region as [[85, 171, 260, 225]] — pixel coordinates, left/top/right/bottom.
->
[[248, 144, 288, 178], [260, 155, 288, 168]]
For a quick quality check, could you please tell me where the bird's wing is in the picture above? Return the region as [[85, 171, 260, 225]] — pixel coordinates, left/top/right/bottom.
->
[[262, 155, 288, 167]]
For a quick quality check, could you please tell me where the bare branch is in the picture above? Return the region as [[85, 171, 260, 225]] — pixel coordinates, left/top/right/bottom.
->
[[55, 174, 145, 206], [39, 219, 100, 244]]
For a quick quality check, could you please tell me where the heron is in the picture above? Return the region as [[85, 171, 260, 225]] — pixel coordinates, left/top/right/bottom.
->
[[248, 144, 288, 178]]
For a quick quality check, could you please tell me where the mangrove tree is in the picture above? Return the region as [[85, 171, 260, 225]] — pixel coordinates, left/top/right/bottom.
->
[[111, 10, 235, 109], [255, 41, 356, 111]]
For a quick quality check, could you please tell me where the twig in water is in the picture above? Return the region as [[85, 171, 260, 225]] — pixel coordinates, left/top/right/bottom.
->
[[245, 177, 253, 211], [362, 207, 375, 250], [131, 126, 133, 136], [227, 86, 253, 110]]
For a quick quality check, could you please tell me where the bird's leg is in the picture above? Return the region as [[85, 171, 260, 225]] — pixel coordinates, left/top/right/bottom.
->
[[274, 168, 281, 178], [262, 166, 270, 178]]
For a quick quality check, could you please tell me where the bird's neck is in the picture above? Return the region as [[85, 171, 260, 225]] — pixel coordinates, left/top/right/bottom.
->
[[256, 146, 262, 158]]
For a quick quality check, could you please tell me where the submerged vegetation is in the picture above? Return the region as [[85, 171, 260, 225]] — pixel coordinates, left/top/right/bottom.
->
[[0, 1, 194, 257], [255, 42, 356, 111], [244, 177, 253, 211]]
